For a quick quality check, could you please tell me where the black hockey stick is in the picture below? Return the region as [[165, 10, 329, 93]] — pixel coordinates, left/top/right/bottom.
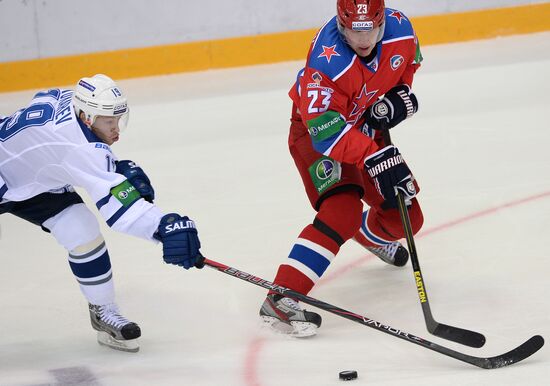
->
[[381, 128, 486, 348], [201, 257, 543, 369]]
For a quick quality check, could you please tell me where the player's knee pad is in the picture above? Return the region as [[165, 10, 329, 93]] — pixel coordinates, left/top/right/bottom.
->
[[42, 203, 102, 251], [315, 190, 363, 243]]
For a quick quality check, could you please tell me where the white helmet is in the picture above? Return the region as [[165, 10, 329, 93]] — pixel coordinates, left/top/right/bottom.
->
[[72, 74, 129, 129]]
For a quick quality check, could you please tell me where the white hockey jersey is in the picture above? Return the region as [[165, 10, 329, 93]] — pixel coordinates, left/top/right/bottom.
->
[[0, 88, 162, 241]]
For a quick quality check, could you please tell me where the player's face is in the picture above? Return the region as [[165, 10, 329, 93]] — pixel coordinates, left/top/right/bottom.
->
[[91, 116, 121, 145], [343, 26, 382, 57]]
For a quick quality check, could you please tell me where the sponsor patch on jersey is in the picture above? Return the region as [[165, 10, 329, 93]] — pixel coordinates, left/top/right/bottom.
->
[[352, 21, 374, 31], [390, 55, 404, 71], [307, 111, 345, 142], [307, 72, 323, 89], [308, 156, 342, 194], [316, 159, 335, 180], [78, 80, 96, 92], [312, 72, 322, 83], [110, 180, 141, 207], [307, 72, 334, 92]]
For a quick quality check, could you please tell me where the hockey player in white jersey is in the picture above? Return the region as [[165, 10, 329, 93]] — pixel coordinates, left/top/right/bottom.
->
[[0, 74, 203, 353]]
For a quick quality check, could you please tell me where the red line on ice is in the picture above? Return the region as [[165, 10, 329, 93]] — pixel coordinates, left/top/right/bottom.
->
[[243, 336, 265, 386]]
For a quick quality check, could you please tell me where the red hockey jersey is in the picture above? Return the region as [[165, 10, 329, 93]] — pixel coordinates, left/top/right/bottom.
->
[[289, 8, 422, 168]]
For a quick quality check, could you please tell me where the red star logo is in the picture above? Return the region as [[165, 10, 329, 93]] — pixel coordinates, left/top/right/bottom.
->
[[349, 85, 378, 124], [389, 11, 406, 24], [318, 45, 341, 63]]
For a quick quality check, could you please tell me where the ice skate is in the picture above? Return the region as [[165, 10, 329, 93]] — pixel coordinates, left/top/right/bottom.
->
[[259, 294, 322, 338], [89, 303, 141, 353], [366, 241, 409, 267]]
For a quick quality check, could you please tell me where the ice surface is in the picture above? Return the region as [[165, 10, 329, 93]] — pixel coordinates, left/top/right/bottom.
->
[[1, 32, 549, 386]]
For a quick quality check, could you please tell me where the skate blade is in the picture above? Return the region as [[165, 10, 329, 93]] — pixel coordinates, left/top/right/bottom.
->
[[96, 331, 140, 353], [260, 316, 318, 338]]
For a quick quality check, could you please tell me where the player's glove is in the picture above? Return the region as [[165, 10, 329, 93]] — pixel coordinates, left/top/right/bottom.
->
[[115, 160, 155, 203], [364, 145, 417, 209], [364, 85, 418, 131], [154, 213, 203, 269]]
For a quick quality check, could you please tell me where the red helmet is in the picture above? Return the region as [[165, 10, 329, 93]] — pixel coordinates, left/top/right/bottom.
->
[[337, 0, 385, 31]]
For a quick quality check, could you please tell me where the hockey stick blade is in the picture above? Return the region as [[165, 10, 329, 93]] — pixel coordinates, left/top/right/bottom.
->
[[430, 322, 486, 348], [470, 335, 544, 369], [201, 257, 544, 369]]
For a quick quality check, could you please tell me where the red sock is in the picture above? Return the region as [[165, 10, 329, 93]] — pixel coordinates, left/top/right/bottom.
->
[[272, 191, 363, 295]]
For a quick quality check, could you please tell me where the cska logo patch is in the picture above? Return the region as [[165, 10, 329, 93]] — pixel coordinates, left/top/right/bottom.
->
[[390, 55, 404, 71], [318, 45, 341, 63]]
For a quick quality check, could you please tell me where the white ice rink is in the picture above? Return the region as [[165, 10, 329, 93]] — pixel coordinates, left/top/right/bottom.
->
[[1, 32, 549, 385]]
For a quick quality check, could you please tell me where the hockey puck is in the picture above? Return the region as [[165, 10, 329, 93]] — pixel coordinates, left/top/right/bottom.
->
[[339, 370, 358, 381]]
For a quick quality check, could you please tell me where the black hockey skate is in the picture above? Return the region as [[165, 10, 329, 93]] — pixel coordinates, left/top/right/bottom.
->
[[89, 303, 141, 353], [260, 294, 322, 338], [366, 241, 409, 267]]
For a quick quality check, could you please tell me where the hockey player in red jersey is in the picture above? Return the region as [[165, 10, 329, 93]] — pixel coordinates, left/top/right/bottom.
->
[[260, 0, 424, 336]]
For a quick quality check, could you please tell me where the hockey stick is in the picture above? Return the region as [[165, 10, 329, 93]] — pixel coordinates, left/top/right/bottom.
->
[[381, 128, 486, 348], [201, 257, 543, 369]]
